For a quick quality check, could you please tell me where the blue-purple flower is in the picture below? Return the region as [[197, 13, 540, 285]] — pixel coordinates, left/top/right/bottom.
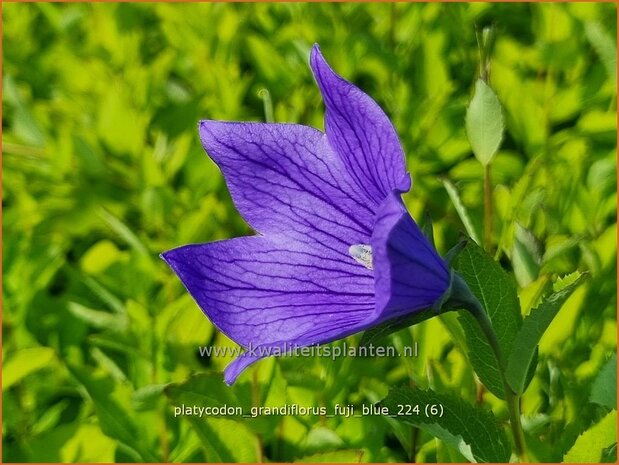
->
[[162, 45, 449, 384]]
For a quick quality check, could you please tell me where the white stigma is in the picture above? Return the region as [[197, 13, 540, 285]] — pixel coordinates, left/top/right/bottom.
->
[[349, 244, 373, 270]]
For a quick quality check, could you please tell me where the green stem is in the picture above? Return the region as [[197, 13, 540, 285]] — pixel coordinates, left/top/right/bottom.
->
[[469, 303, 526, 460], [258, 88, 274, 123], [505, 386, 526, 462], [451, 275, 527, 461], [251, 370, 265, 462], [389, 3, 396, 51], [483, 163, 493, 253]]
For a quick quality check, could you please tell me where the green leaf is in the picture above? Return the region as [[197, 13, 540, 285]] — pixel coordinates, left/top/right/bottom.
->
[[601, 443, 617, 463], [553, 271, 584, 292], [60, 423, 117, 462], [442, 178, 481, 245], [453, 241, 522, 399], [96, 86, 147, 156], [512, 224, 541, 287], [67, 364, 157, 462], [590, 353, 617, 409], [97, 207, 149, 257], [132, 384, 167, 411], [165, 297, 214, 346], [585, 22, 617, 85], [68, 302, 128, 332], [3, 75, 46, 146], [443, 240, 468, 267], [79, 275, 126, 314], [420, 211, 436, 248], [165, 373, 250, 411], [186, 417, 259, 462], [90, 347, 127, 382], [506, 273, 586, 394], [3, 347, 56, 390], [465, 79, 504, 166], [80, 240, 123, 275], [302, 426, 345, 453], [380, 386, 510, 463], [165, 374, 259, 462], [295, 450, 364, 463], [564, 410, 617, 463]]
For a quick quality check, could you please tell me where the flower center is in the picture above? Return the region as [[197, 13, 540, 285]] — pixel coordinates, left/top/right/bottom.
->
[[348, 244, 373, 270]]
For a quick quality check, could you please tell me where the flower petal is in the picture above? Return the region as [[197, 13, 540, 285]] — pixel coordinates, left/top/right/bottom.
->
[[161, 236, 375, 383], [310, 45, 410, 206], [224, 352, 262, 385], [199, 121, 376, 262], [371, 191, 449, 321]]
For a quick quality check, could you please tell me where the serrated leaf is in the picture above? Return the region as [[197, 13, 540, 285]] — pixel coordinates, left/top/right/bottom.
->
[[590, 353, 617, 409], [506, 274, 586, 394], [442, 178, 481, 245], [380, 386, 510, 463], [553, 270, 583, 292], [453, 241, 522, 399], [465, 79, 504, 166], [564, 410, 617, 463]]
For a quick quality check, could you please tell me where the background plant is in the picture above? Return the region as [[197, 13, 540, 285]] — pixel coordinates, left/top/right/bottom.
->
[[3, 2, 616, 463]]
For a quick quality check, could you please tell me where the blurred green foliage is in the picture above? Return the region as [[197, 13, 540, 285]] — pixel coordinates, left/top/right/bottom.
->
[[3, 2, 616, 463]]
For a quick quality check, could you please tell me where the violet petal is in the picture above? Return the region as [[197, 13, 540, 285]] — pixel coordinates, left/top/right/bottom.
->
[[163, 46, 451, 384], [370, 191, 450, 321], [162, 236, 375, 383], [199, 121, 376, 254], [310, 44, 411, 206]]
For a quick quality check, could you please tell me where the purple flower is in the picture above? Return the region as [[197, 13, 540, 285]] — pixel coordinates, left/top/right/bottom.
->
[[162, 45, 449, 384]]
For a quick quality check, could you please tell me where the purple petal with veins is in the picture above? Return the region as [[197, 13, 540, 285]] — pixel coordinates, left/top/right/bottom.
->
[[162, 44, 449, 384], [310, 45, 411, 203]]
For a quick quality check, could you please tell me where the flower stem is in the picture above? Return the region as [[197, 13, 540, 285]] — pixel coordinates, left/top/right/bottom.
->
[[483, 163, 493, 253], [505, 385, 526, 462], [450, 275, 527, 461], [258, 88, 274, 123], [467, 298, 526, 460]]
